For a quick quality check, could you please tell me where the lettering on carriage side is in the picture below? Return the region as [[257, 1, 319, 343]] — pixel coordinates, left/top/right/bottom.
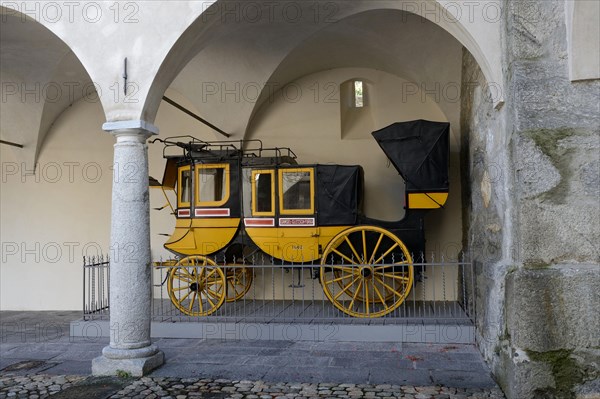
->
[[177, 209, 191, 218], [195, 208, 231, 217], [279, 218, 315, 227], [244, 218, 275, 227]]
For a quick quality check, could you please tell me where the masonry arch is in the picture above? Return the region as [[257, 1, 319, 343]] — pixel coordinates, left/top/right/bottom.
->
[[0, 6, 96, 167], [144, 0, 504, 134]]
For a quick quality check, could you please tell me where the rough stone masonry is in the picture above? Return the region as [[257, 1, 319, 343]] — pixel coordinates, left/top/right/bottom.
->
[[460, 1, 599, 398]]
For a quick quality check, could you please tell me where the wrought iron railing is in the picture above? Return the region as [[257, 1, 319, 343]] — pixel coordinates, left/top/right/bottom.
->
[[83, 255, 109, 319], [83, 253, 475, 325]]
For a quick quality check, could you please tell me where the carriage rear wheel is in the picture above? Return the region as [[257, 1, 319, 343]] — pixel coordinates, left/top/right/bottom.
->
[[320, 226, 414, 318], [225, 266, 253, 302], [167, 256, 226, 316]]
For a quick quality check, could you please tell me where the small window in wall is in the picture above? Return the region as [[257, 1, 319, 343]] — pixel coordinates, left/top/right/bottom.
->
[[178, 166, 192, 207], [252, 170, 275, 216], [279, 168, 314, 215], [340, 79, 375, 140], [196, 164, 230, 207], [354, 80, 364, 107]]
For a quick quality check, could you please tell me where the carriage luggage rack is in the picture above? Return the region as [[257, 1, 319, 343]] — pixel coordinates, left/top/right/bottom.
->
[[152, 136, 297, 165], [83, 252, 476, 326]]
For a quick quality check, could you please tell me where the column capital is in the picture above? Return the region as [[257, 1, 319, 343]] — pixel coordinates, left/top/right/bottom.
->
[[102, 120, 159, 136]]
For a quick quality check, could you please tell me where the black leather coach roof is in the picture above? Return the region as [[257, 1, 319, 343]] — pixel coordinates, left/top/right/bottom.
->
[[372, 120, 450, 192]]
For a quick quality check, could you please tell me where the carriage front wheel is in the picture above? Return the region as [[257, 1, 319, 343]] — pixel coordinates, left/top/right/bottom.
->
[[320, 226, 414, 318], [167, 256, 226, 316]]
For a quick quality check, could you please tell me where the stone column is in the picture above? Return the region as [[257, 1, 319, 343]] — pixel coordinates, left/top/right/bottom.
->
[[92, 120, 164, 376]]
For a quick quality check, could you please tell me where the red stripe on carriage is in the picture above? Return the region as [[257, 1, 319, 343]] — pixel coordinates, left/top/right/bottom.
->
[[195, 208, 231, 217], [244, 218, 275, 227], [177, 209, 191, 217]]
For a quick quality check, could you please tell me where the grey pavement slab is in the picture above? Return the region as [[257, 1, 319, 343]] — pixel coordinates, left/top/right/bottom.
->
[[431, 369, 498, 389], [262, 365, 370, 384], [42, 360, 93, 376], [368, 367, 433, 385], [0, 311, 500, 390]]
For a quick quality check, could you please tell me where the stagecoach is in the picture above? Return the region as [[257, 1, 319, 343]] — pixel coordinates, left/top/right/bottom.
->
[[150, 120, 450, 318]]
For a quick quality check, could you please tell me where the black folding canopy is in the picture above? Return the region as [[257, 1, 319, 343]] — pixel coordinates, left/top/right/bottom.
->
[[372, 120, 450, 192]]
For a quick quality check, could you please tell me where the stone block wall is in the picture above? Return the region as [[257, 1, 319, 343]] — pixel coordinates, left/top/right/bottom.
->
[[461, 1, 599, 397]]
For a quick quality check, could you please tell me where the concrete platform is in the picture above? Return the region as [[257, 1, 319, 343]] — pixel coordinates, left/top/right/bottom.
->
[[77, 299, 475, 343]]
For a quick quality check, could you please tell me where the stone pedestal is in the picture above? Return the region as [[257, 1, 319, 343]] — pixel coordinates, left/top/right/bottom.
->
[[92, 120, 164, 377]]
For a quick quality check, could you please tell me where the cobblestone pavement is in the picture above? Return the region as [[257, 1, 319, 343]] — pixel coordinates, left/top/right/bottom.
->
[[0, 374, 505, 399]]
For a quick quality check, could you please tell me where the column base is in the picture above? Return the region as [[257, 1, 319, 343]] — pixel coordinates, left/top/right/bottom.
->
[[92, 345, 164, 377]]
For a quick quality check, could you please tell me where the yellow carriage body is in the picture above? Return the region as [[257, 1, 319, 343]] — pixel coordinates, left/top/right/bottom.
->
[[151, 120, 450, 318]]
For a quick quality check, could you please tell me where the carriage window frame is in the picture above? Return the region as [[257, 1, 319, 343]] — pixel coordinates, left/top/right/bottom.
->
[[251, 169, 275, 216], [195, 163, 230, 207], [278, 168, 315, 215], [177, 165, 192, 208]]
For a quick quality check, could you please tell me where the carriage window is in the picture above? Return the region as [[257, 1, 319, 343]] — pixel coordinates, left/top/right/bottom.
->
[[178, 167, 192, 207], [196, 164, 230, 206], [252, 170, 275, 216], [279, 168, 314, 215]]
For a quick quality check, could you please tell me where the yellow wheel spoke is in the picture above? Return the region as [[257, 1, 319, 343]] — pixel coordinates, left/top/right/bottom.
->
[[331, 248, 358, 265], [198, 292, 204, 312], [364, 281, 370, 316], [348, 280, 362, 310], [204, 290, 217, 307], [373, 243, 399, 265], [374, 276, 405, 298], [206, 287, 222, 299], [188, 292, 197, 311], [368, 233, 384, 264], [205, 268, 217, 279], [172, 285, 191, 292], [333, 276, 360, 300], [173, 273, 194, 283], [332, 265, 359, 274], [361, 230, 368, 263], [344, 236, 362, 262], [179, 267, 193, 276], [178, 290, 192, 305], [372, 283, 389, 309], [376, 272, 411, 282], [330, 274, 355, 284]]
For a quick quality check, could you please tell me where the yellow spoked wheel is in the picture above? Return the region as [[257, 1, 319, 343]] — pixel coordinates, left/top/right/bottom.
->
[[320, 226, 414, 318], [167, 256, 226, 316], [225, 266, 253, 302]]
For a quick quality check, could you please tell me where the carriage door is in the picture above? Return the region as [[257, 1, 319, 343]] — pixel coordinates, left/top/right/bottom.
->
[[277, 168, 319, 262]]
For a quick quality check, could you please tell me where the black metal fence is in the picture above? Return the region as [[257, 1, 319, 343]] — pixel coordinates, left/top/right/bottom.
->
[[83, 252, 475, 325], [83, 255, 109, 320]]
